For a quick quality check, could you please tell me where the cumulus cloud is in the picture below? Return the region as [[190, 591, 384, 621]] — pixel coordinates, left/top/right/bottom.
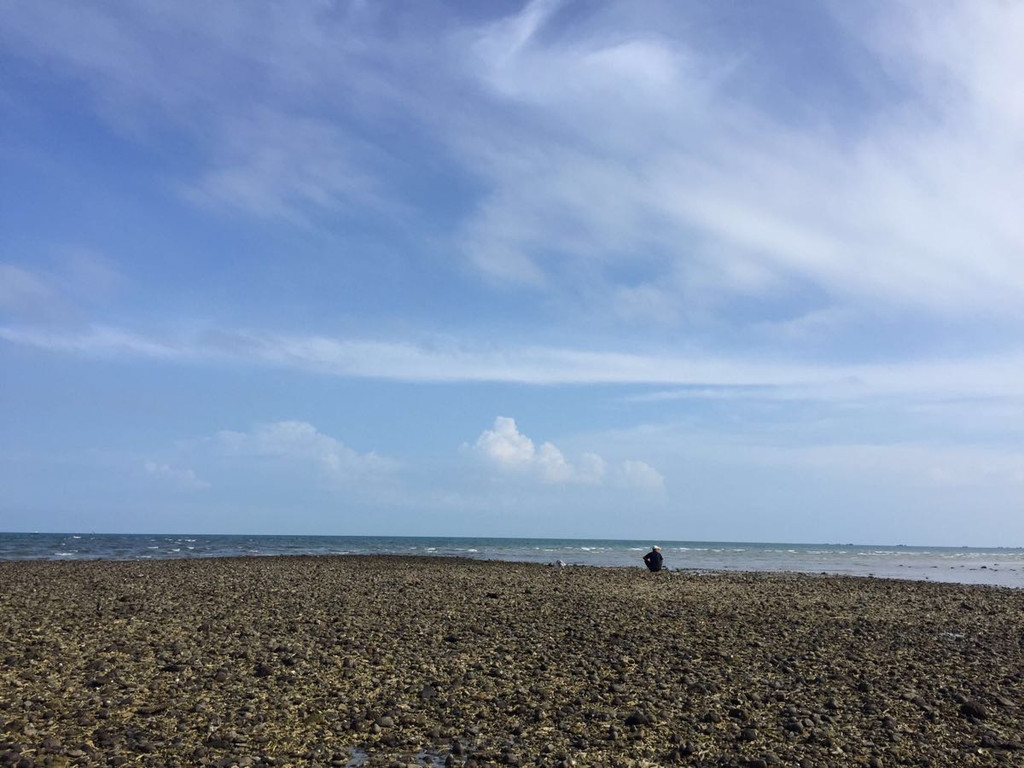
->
[[473, 416, 662, 489], [143, 461, 209, 491], [474, 415, 537, 469], [213, 420, 396, 484], [618, 459, 665, 491]]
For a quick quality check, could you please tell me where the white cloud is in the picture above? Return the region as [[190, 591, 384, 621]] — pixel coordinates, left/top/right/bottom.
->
[[0, 325, 187, 359], [0, 264, 58, 316], [213, 420, 396, 484], [0, 254, 127, 322], [473, 416, 661, 489], [143, 461, 209, 491], [535, 440, 573, 484], [182, 110, 388, 222], [617, 459, 664, 491], [450, 0, 1024, 331], [474, 416, 536, 468], [7, 2, 1024, 330], [577, 452, 608, 484], [4, 323, 1024, 406], [0, 3, 403, 223]]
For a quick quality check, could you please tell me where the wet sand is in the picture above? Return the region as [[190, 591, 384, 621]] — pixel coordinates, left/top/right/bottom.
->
[[1, 556, 1022, 767]]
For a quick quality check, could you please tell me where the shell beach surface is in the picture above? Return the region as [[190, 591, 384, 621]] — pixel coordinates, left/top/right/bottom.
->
[[1, 556, 1022, 767]]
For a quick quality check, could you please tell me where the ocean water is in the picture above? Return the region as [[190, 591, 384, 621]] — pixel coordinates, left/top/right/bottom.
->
[[2, 532, 1023, 588]]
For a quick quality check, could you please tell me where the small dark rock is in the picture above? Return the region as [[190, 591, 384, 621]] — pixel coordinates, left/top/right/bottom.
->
[[92, 729, 119, 748], [624, 710, 649, 727], [960, 700, 988, 720]]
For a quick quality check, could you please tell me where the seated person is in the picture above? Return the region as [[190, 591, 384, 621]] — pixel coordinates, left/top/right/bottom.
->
[[642, 545, 663, 572]]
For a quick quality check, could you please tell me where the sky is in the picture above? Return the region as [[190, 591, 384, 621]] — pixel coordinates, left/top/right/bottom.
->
[[2, 1, 1023, 545]]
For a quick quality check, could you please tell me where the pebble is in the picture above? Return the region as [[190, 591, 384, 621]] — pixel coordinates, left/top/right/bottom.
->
[[1, 556, 1021, 768], [959, 700, 988, 720]]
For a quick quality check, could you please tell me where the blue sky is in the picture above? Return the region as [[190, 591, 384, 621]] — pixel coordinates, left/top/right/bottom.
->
[[2, 1, 1023, 545]]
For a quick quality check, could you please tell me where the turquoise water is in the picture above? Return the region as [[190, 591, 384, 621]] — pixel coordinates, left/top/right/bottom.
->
[[2, 532, 1022, 588]]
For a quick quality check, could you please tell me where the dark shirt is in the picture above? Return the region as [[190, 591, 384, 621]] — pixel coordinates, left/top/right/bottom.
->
[[643, 549, 663, 572]]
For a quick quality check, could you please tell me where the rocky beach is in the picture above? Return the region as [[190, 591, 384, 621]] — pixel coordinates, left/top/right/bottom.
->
[[1, 556, 1022, 767]]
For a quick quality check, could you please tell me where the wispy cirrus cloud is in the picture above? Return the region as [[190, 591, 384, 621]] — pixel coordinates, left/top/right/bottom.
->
[[6, 1, 1024, 339], [0, 264, 58, 317], [3, 323, 1024, 404], [0, 325, 187, 359], [181, 110, 389, 222], [0, 254, 126, 322], [0, 3, 406, 222], [450, 0, 1024, 340]]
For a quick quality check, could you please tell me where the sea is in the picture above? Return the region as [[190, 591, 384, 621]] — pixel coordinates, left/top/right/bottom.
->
[[1, 532, 1023, 588]]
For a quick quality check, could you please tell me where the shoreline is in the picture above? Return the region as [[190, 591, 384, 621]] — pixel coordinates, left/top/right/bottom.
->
[[2, 555, 1022, 766], [5, 533, 1023, 589], [5, 550, 1019, 593]]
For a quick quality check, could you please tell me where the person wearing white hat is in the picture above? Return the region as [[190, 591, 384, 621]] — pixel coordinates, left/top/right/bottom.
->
[[642, 545, 664, 572]]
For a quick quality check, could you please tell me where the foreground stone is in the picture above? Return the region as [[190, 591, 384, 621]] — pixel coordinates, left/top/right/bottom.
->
[[1, 556, 1022, 766]]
